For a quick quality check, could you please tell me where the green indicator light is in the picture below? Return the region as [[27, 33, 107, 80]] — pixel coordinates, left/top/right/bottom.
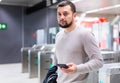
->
[[99, 81, 104, 83], [49, 64, 53, 68], [0, 23, 7, 30], [0, 24, 1, 29], [2, 24, 6, 29], [35, 59, 38, 64], [35, 59, 40, 65]]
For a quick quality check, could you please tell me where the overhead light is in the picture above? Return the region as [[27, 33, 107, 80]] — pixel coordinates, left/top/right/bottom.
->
[[71, 0, 83, 3], [85, 4, 120, 14], [72, 0, 120, 14], [111, 15, 120, 25], [0, 0, 2, 2], [79, 13, 86, 23], [52, 0, 57, 4]]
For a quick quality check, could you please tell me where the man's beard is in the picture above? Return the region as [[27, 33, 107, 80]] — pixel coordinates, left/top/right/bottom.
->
[[59, 20, 73, 28]]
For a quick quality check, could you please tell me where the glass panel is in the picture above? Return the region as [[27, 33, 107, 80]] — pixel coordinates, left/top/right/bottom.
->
[[47, 27, 60, 44]]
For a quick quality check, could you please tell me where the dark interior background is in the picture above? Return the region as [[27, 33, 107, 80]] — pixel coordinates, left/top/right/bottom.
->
[[0, 5, 58, 64]]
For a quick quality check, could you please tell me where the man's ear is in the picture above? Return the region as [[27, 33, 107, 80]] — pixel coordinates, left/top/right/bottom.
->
[[74, 12, 77, 18], [73, 13, 78, 23]]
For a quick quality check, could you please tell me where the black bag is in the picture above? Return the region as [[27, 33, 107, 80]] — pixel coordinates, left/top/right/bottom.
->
[[43, 66, 58, 83]]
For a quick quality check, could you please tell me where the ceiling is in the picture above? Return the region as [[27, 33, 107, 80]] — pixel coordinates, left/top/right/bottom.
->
[[0, 0, 43, 6], [0, 0, 120, 15], [73, 0, 120, 15]]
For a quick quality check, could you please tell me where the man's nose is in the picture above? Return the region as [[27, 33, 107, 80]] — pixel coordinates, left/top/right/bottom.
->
[[60, 14, 65, 19]]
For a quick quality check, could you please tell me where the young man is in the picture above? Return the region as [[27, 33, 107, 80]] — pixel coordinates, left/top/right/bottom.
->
[[53, 1, 103, 83]]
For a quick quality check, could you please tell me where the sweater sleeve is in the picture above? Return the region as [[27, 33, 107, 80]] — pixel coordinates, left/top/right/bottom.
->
[[52, 32, 60, 66], [77, 31, 103, 74], [52, 50, 58, 66]]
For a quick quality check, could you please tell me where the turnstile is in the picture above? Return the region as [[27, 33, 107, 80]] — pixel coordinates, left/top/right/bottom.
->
[[99, 63, 120, 83], [101, 51, 118, 64], [38, 44, 55, 83], [86, 51, 119, 83], [21, 47, 32, 73], [28, 45, 43, 78], [116, 51, 120, 62], [21, 45, 42, 73]]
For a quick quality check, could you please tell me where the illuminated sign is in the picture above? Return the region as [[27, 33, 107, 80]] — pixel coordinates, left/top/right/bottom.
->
[[0, 23, 7, 30]]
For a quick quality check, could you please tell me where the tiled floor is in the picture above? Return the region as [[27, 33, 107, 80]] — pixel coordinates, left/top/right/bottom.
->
[[0, 63, 38, 83]]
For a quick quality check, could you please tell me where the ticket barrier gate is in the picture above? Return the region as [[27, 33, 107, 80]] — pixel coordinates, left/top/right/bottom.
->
[[116, 51, 120, 62], [86, 51, 119, 83], [101, 51, 118, 64], [38, 44, 55, 83], [28, 45, 43, 78], [21, 45, 42, 73], [99, 63, 120, 83], [21, 47, 32, 73]]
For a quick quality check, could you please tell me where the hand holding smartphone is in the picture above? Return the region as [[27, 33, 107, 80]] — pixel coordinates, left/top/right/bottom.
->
[[57, 64, 69, 69]]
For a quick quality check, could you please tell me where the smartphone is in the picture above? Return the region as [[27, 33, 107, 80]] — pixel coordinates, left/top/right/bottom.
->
[[57, 64, 69, 69]]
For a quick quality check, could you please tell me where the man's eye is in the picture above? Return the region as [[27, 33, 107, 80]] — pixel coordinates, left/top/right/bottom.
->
[[57, 13, 61, 16], [63, 12, 68, 16]]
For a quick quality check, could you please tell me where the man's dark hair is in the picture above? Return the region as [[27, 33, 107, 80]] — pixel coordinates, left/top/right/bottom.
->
[[57, 0, 76, 13]]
